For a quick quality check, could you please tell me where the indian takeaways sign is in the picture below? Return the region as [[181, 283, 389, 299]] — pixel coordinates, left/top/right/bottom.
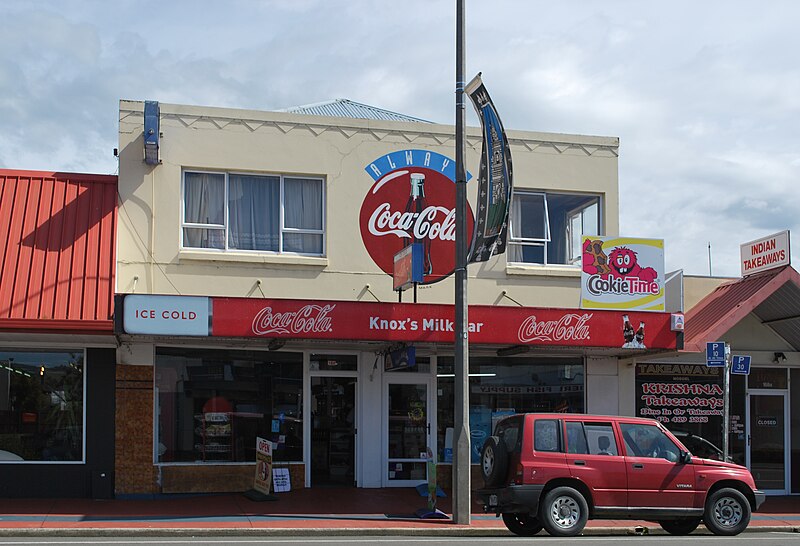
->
[[581, 236, 665, 312], [740, 230, 790, 277], [118, 294, 678, 350]]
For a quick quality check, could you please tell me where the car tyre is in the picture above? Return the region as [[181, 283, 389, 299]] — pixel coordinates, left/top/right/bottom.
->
[[502, 512, 543, 536], [481, 436, 508, 487], [704, 488, 751, 536], [659, 518, 701, 535], [539, 486, 588, 537]]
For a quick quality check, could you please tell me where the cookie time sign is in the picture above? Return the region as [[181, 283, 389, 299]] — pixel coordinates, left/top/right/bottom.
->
[[741, 230, 790, 276]]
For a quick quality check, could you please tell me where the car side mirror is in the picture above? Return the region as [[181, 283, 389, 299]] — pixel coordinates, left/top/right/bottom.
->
[[679, 451, 692, 464]]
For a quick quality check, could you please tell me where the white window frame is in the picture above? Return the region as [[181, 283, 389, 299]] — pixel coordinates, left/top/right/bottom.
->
[[566, 198, 600, 265], [508, 190, 601, 266], [180, 170, 326, 256]]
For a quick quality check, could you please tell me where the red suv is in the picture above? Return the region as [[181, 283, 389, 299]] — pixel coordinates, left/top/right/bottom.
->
[[478, 413, 765, 537]]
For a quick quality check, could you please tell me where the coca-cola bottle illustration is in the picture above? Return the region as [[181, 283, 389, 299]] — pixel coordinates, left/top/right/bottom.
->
[[622, 314, 635, 346], [404, 173, 433, 276], [635, 321, 646, 347]]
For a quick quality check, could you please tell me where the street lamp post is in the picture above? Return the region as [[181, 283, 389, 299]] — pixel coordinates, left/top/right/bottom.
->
[[452, 0, 471, 526]]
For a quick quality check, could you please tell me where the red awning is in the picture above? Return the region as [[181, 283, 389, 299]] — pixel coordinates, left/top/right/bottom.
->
[[0, 170, 117, 334], [683, 265, 800, 352]]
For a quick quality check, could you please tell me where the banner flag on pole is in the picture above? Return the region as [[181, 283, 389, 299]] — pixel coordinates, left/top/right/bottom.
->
[[466, 73, 513, 263]]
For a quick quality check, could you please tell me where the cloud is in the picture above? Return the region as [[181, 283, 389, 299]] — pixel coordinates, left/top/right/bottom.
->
[[1, 0, 798, 276]]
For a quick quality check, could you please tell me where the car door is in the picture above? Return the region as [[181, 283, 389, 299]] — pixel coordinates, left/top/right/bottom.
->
[[620, 422, 697, 509], [564, 420, 627, 508]]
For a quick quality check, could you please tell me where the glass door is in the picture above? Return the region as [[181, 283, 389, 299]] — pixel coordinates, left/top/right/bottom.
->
[[310, 376, 357, 486], [383, 376, 434, 487], [747, 391, 789, 494]]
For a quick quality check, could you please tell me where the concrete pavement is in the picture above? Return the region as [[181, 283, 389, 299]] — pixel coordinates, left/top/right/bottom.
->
[[0, 488, 797, 536]]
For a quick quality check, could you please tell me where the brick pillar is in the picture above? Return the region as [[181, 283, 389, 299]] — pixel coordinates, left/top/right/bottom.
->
[[115, 365, 159, 494]]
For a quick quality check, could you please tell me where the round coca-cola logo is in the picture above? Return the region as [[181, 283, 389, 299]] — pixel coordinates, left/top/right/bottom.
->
[[360, 150, 474, 284]]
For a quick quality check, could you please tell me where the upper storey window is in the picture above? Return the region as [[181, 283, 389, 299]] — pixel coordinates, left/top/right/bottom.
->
[[182, 171, 324, 255], [508, 191, 600, 266]]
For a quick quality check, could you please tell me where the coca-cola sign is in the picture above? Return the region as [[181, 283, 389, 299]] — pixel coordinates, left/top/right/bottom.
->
[[252, 304, 335, 335], [209, 296, 678, 350], [360, 149, 475, 284], [518, 313, 593, 343]]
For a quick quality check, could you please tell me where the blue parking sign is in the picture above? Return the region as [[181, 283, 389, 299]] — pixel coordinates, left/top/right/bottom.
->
[[706, 342, 726, 367], [731, 355, 751, 375]]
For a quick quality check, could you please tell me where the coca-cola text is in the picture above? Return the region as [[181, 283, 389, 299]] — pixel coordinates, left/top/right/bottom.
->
[[368, 202, 455, 241], [518, 313, 593, 343], [252, 304, 335, 336]]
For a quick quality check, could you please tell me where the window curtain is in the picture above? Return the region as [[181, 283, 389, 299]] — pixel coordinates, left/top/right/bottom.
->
[[284, 178, 323, 253], [184, 173, 224, 248], [228, 175, 280, 251]]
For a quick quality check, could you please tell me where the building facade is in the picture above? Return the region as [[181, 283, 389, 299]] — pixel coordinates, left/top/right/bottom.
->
[[114, 99, 682, 495], [0, 170, 117, 498], [639, 265, 800, 496]]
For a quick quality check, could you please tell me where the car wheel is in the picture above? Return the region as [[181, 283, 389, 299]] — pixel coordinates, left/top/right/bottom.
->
[[480, 436, 508, 487], [659, 518, 701, 535], [539, 486, 588, 537], [502, 512, 543, 536], [704, 488, 751, 536]]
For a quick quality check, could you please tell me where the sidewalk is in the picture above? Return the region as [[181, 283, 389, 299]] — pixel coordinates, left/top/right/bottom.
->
[[0, 488, 798, 536]]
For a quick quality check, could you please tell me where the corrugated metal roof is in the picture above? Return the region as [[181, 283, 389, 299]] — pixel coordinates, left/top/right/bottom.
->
[[0, 170, 117, 333], [279, 99, 432, 123], [684, 266, 800, 352]]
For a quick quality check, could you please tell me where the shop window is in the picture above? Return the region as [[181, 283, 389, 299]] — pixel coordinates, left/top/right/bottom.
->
[[182, 170, 324, 255], [310, 354, 357, 372], [0, 351, 84, 462], [507, 190, 599, 265], [635, 362, 727, 461], [748, 367, 788, 390], [155, 347, 303, 464], [436, 356, 584, 463]]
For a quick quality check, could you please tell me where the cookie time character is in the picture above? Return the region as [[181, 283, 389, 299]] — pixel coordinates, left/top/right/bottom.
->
[[608, 246, 658, 283]]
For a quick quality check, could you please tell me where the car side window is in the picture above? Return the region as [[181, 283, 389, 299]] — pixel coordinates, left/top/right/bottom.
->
[[566, 422, 589, 454], [621, 423, 680, 462], [534, 419, 561, 452], [585, 423, 618, 456]]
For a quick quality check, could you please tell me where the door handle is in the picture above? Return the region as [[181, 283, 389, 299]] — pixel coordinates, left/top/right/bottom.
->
[[632, 463, 644, 469], [574, 460, 586, 466], [747, 435, 751, 446]]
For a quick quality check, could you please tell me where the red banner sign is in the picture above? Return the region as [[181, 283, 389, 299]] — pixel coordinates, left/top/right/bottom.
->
[[211, 297, 677, 349]]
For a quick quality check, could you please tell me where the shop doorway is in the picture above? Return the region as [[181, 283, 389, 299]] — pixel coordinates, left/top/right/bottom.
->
[[747, 391, 789, 494], [310, 376, 357, 487], [382, 375, 435, 487]]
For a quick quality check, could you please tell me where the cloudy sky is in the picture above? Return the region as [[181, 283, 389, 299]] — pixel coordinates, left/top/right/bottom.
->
[[1, 1, 797, 277]]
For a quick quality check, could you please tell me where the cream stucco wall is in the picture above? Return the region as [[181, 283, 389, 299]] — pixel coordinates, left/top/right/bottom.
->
[[117, 100, 619, 306], [683, 275, 734, 312]]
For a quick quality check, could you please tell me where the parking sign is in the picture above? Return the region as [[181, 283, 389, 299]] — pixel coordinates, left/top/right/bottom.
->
[[706, 342, 727, 367], [731, 355, 751, 375]]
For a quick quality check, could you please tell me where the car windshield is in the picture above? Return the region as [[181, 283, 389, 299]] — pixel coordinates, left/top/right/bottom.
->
[[678, 434, 723, 460]]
